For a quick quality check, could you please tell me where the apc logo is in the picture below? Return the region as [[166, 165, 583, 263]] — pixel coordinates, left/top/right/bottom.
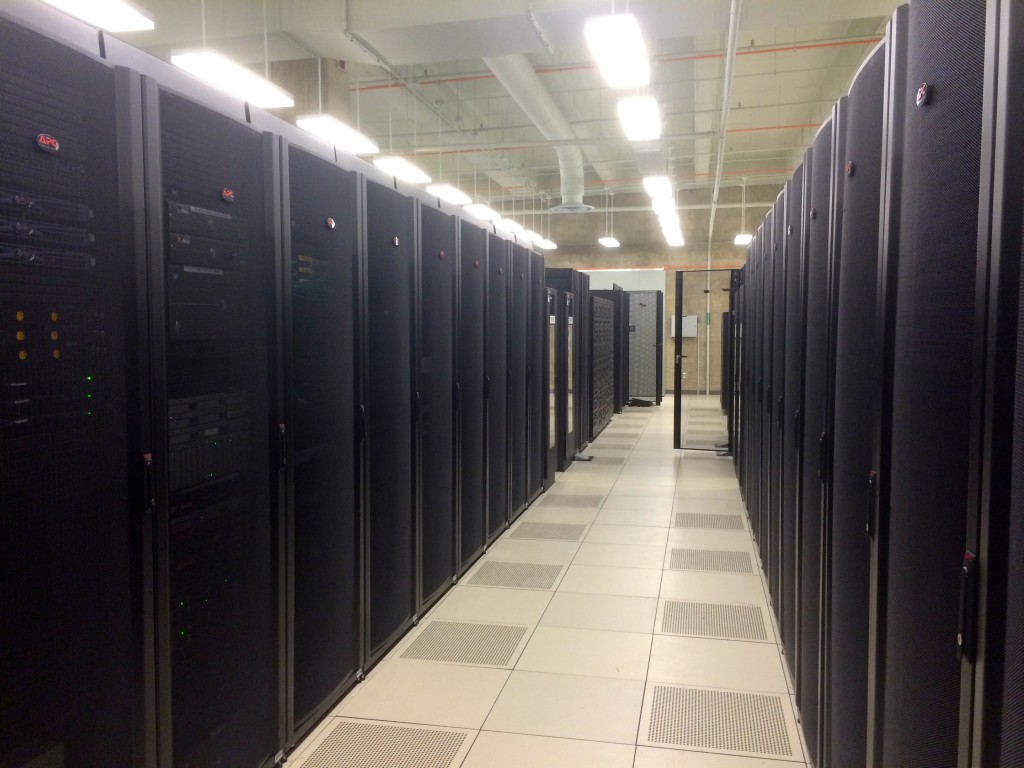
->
[[36, 134, 60, 153]]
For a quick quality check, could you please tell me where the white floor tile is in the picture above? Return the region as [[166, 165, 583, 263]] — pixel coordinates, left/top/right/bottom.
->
[[521, 506, 601, 524], [486, 538, 582, 564], [516, 626, 652, 680], [660, 570, 769, 606], [647, 635, 788, 693], [609, 483, 677, 499], [634, 746, 805, 767], [601, 496, 675, 512], [462, 732, 636, 768], [575, 542, 666, 569], [541, 592, 658, 633], [483, 671, 645, 744], [594, 508, 673, 528], [586, 524, 669, 547], [431, 586, 553, 625], [665, 529, 757, 553], [559, 564, 663, 597]]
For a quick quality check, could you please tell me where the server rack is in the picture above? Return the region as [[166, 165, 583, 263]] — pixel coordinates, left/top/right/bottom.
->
[[545, 288, 560, 487], [527, 251, 547, 500], [828, 41, 885, 768], [0, 18, 147, 768], [418, 202, 457, 610], [362, 180, 417, 665], [280, 142, 360, 749], [869, 2, 985, 764], [457, 222, 487, 572], [591, 296, 615, 438], [769, 190, 788, 610], [627, 290, 664, 403], [749, 227, 763, 549], [592, 287, 628, 417], [758, 209, 774, 579], [486, 234, 510, 541], [146, 82, 279, 768], [509, 243, 530, 519], [579, 271, 592, 447]]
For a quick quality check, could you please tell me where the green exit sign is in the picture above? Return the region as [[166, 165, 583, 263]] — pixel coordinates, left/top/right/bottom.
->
[[705, 312, 711, 326]]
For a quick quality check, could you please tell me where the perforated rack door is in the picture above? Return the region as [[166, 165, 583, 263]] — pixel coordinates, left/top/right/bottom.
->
[[485, 234, 509, 540]]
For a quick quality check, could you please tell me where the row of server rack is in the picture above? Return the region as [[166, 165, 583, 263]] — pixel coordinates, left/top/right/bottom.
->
[[0, 7, 614, 768], [725, 0, 1024, 766]]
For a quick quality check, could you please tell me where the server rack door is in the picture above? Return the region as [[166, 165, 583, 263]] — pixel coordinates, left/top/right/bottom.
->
[[579, 272, 592, 440], [877, 1, 985, 765], [486, 234, 510, 540], [152, 87, 277, 767], [528, 251, 546, 500], [0, 21, 144, 768], [562, 292, 577, 468], [782, 159, 807, 677], [545, 288, 559, 487], [628, 291, 660, 401], [798, 117, 834, 765], [592, 296, 615, 438], [509, 244, 529, 518], [282, 146, 360, 742], [615, 285, 630, 412], [417, 203, 456, 609], [759, 211, 774, 571], [458, 222, 487, 571], [828, 42, 885, 768], [363, 180, 416, 662], [749, 229, 763, 546], [770, 190, 788, 612]]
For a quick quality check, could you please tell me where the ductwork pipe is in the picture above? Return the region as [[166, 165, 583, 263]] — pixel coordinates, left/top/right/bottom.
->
[[483, 53, 591, 211]]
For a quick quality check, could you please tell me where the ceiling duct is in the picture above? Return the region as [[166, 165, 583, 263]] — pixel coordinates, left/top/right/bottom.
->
[[482, 53, 593, 212]]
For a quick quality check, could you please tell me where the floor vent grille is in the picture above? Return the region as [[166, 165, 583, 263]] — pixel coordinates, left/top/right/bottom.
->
[[673, 513, 745, 530], [401, 620, 528, 666], [661, 601, 767, 641], [301, 720, 470, 768], [667, 548, 754, 574], [467, 561, 563, 589], [510, 522, 586, 541]]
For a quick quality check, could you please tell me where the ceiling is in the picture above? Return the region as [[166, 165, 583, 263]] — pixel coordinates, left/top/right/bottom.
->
[[114, 0, 903, 253]]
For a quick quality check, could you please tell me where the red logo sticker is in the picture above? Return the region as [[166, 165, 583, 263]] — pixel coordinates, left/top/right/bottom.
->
[[221, 188, 235, 203], [36, 134, 60, 153]]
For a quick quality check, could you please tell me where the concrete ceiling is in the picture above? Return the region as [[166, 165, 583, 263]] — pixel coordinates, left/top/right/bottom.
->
[[115, 0, 902, 252]]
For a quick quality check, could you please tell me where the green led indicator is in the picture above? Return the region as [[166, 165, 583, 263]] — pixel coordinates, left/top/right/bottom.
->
[[85, 375, 93, 381], [86, 393, 93, 399], [86, 410, 93, 416]]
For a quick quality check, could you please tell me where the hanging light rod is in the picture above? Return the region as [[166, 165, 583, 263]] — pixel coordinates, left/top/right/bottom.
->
[[173, 50, 293, 108], [42, 0, 154, 31]]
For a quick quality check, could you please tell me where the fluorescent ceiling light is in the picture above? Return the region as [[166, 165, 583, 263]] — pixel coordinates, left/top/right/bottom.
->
[[496, 218, 525, 235], [297, 114, 379, 155], [659, 210, 680, 230], [652, 196, 676, 215], [426, 184, 472, 205], [584, 14, 650, 88], [374, 156, 431, 184], [734, 233, 754, 245], [536, 238, 558, 250], [665, 231, 685, 247], [598, 236, 620, 248], [522, 229, 543, 243], [172, 50, 293, 108], [42, 0, 154, 31], [643, 175, 673, 199], [464, 203, 501, 222], [617, 96, 661, 141]]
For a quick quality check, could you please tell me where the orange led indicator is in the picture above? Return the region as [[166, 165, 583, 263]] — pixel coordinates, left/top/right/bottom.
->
[[18, 351, 27, 360], [53, 350, 61, 359], [16, 311, 24, 321], [51, 312, 59, 322], [16, 331, 24, 341], [50, 331, 59, 341]]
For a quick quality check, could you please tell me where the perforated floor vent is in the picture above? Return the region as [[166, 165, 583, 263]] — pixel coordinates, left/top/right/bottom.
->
[[646, 685, 794, 758], [510, 522, 586, 541], [467, 560, 563, 589], [661, 601, 767, 641], [538, 494, 604, 508], [301, 720, 469, 768], [668, 548, 753, 573], [589, 456, 625, 465], [673, 513, 745, 530], [401, 620, 528, 666], [590, 442, 635, 450]]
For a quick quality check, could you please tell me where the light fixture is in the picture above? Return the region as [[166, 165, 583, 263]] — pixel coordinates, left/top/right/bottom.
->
[[496, 218, 524, 235], [536, 238, 558, 250], [373, 156, 431, 184], [598, 236, 620, 248], [522, 229, 543, 243], [617, 96, 661, 141], [172, 50, 294, 108], [643, 175, 673, 200], [464, 203, 501, 222], [426, 184, 472, 205], [42, 0, 154, 31], [584, 14, 650, 88], [297, 114, 379, 155], [599, 188, 620, 248], [660, 210, 684, 246], [652, 196, 676, 216], [735, 177, 753, 245]]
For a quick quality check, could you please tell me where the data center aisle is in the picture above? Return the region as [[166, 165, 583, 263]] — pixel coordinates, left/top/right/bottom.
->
[[287, 396, 809, 768]]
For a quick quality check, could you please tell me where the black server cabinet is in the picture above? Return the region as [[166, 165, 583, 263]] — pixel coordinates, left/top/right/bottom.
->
[[769, 190, 787, 611], [486, 234, 510, 540], [509, 243, 530, 519], [966, 2, 1024, 763], [561, 291, 578, 469], [782, 159, 807, 677], [280, 145, 360, 745], [545, 288, 559, 488], [798, 116, 834, 765], [828, 41, 884, 768], [0, 20, 145, 768], [418, 203, 457, 609], [528, 251, 546, 500], [362, 180, 417, 663], [579, 272, 591, 446], [591, 296, 615, 438], [871, 1, 985, 765], [148, 86, 278, 767], [458, 222, 487, 572], [593, 287, 628, 415], [758, 211, 774, 571], [748, 226, 763, 545]]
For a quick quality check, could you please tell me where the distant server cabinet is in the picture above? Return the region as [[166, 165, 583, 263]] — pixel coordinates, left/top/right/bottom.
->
[[758, 209, 774, 580], [458, 222, 487, 571], [627, 290, 664, 403], [280, 143, 360, 745], [827, 39, 884, 768], [148, 84, 278, 767], [528, 251, 547, 499], [592, 287, 629, 416], [0, 18, 144, 768], [748, 231, 762, 546], [578, 272, 591, 446], [545, 288, 559, 487], [509, 244, 530, 519], [486, 234, 509, 540], [870, 1, 986, 764], [562, 292, 577, 469], [769, 191, 787, 609], [418, 203, 457, 610], [362, 180, 417, 663], [546, 268, 587, 448], [591, 296, 615, 437]]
